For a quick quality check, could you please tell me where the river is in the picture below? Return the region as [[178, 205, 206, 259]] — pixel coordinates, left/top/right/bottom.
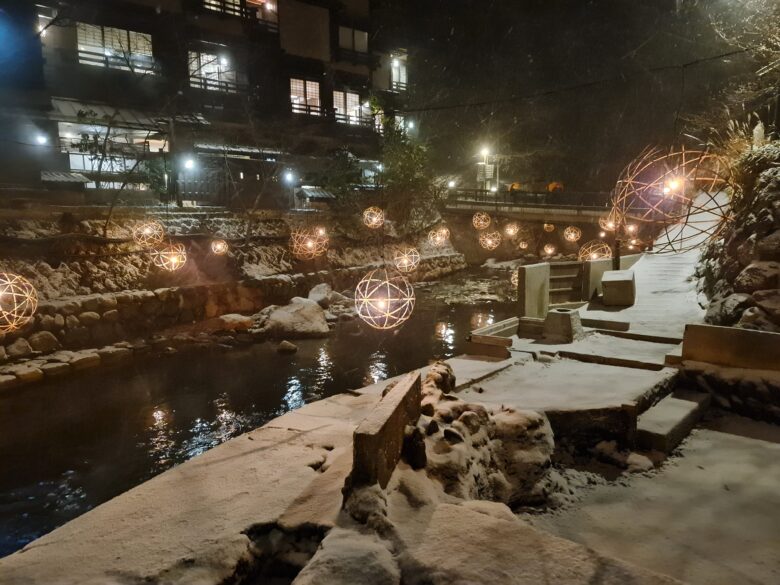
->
[[0, 270, 515, 557]]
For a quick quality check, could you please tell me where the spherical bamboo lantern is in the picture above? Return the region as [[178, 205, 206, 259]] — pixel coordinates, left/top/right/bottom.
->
[[428, 226, 450, 247], [543, 243, 556, 256], [504, 222, 519, 237], [472, 212, 491, 230], [510, 270, 519, 287], [479, 231, 501, 250], [543, 223, 555, 233], [363, 206, 385, 229], [578, 240, 613, 261], [518, 240, 529, 250], [210, 239, 229, 255], [598, 209, 621, 232], [152, 243, 187, 271], [563, 226, 582, 242], [354, 268, 415, 330], [394, 246, 421, 273], [290, 227, 328, 260], [133, 220, 165, 248], [314, 226, 328, 238], [0, 273, 38, 333]]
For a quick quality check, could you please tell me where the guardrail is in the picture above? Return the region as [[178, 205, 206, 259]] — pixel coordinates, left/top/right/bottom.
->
[[445, 189, 611, 209]]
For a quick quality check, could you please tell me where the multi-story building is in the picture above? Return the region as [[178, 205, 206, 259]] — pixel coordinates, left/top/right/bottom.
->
[[0, 0, 410, 207]]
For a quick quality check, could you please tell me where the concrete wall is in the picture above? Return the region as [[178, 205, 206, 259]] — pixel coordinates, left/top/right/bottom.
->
[[582, 253, 642, 300], [682, 324, 780, 372], [517, 263, 550, 318]]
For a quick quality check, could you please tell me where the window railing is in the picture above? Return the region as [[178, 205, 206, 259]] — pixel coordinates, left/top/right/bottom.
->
[[337, 47, 372, 66], [391, 80, 408, 92], [190, 75, 245, 93], [78, 49, 156, 74], [59, 137, 152, 157], [203, 0, 247, 17], [292, 103, 322, 116], [335, 112, 374, 128]]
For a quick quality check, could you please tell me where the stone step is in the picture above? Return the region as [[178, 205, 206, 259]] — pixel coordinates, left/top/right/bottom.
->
[[550, 274, 582, 289], [636, 389, 710, 453]]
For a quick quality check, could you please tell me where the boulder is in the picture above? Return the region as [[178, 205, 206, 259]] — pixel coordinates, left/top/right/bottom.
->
[[705, 293, 755, 325], [292, 528, 399, 585], [753, 289, 780, 324], [6, 338, 33, 359], [260, 297, 330, 338], [277, 340, 298, 353], [218, 313, 254, 331], [308, 283, 333, 308], [28, 331, 61, 353], [78, 311, 101, 326], [733, 261, 779, 293]]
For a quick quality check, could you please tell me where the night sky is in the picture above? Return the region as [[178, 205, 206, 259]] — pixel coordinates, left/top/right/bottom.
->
[[378, 0, 757, 190]]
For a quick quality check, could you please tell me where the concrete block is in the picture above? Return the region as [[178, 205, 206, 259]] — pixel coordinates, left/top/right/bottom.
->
[[352, 371, 422, 488], [517, 263, 550, 318], [682, 323, 780, 371], [601, 269, 636, 306], [583, 253, 642, 300], [542, 308, 585, 343]]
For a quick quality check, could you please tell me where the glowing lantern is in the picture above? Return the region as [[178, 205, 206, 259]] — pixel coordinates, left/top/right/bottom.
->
[[152, 243, 187, 271], [578, 240, 613, 262], [0, 273, 38, 333], [598, 208, 621, 232], [479, 231, 501, 250], [133, 220, 165, 248], [510, 270, 519, 287], [354, 268, 415, 330], [543, 223, 555, 232], [394, 246, 421, 273], [428, 226, 450, 247], [290, 227, 328, 260], [363, 206, 385, 229], [504, 222, 519, 237], [518, 240, 529, 250], [314, 226, 327, 237], [626, 224, 637, 234], [210, 239, 229, 255], [543, 243, 556, 256], [472, 212, 491, 230], [599, 231, 606, 238], [563, 226, 582, 242]]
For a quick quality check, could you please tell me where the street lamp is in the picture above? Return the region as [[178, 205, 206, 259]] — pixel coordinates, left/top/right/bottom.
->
[[284, 171, 296, 209], [35, 134, 48, 145], [184, 158, 195, 171], [447, 180, 456, 189]]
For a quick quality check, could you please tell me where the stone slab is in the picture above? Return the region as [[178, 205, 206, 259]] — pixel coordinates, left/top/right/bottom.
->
[[352, 372, 421, 488], [602, 269, 636, 306], [636, 391, 710, 453], [682, 323, 780, 372]]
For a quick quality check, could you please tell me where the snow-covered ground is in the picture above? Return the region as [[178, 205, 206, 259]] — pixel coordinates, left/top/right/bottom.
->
[[529, 413, 780, 585]]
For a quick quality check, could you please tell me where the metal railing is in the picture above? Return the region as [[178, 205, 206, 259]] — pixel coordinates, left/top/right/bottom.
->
[[334, 112, 375, 127], [189, 75, 246, 93], [445, 189, 611, 209], [291, 103, 323, 116], [391, 80, 408, 92], [77, 49, 156, 74]]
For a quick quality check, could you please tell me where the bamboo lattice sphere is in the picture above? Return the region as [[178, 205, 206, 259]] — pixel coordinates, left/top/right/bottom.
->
[[598, 209, 621, 231], [210, 239, 229, 255], [0, 273, 38, 333], [504, 222, 519, 237], [133, 220, 165, 248], [394, 246, 421, 273], [314, 226, 328, 238], [363, 206, 385, 229], [611, 147, 731, 253], [354, 268, 415, 330], [543, 243, 556, 256], [518, 240, 529, 250], [510, 270, 519, 287], [151, 243, 187, 271], [428, 226, 450, 247], [578, 240, 613, 261], [543, 223, 555, 232], [290, 228, 329, 260], [472, 212, 491, 230], [563, 226, 582, 242], [479, 231, 502, 250]]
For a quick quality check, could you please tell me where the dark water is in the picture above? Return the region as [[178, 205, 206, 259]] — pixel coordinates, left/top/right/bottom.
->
[[0, 273, 515, 557]]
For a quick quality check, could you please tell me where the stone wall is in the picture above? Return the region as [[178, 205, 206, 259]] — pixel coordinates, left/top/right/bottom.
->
[[1, 253, 467, 359], [697, 143, 780, 332]]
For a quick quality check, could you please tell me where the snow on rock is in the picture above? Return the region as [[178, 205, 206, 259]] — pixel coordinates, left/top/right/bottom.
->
[[292, 528, 400, 585], [308, 283, 333, 307], [216, 313, 254, 331], [253, 297, 330, 338]]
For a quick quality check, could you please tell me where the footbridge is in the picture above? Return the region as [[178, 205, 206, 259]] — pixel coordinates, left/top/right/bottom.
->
[[443, 189, 611, 224]]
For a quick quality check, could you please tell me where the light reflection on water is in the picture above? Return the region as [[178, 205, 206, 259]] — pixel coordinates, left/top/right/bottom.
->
[[0, 273, 515, 557]]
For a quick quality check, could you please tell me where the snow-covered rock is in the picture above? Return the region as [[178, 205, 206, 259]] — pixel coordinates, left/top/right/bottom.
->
[[308, 283, 333, 308], [255, 297, 330, 338]]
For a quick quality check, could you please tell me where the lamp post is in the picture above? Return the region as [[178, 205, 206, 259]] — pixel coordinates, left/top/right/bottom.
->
[[284, 170, 295, 209]]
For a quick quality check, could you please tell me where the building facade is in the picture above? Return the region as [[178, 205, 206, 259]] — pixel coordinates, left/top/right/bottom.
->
[[0, 0, 410, 207]]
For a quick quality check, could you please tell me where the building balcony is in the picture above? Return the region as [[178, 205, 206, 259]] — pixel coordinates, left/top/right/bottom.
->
[[189, 75, 247, 93], [336, 48, 375, 67], [291, 103, 323, 116]]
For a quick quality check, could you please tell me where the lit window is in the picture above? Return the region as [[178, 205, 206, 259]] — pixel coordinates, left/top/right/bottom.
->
[[339, 26, 368, 53], [333, 90, 362, 125], [204, 0, 242, 16], [391, 55, 407, 91], [189, 50, 241, 92], [77, 23, 154, 73], [290, 78, 321, 115]]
